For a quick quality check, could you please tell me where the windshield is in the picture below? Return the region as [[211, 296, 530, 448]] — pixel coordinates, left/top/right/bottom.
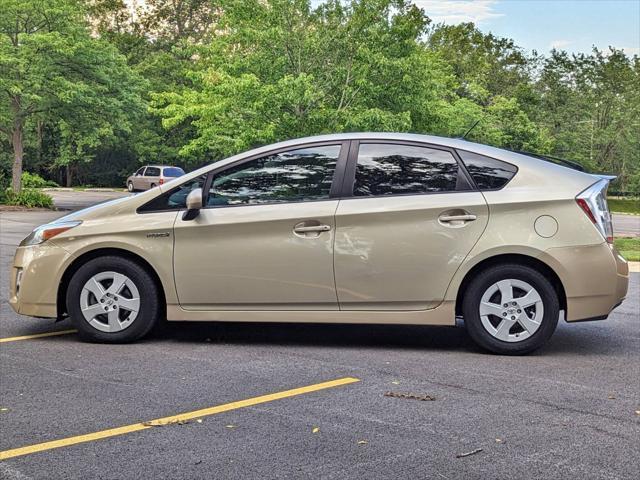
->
[[163, 167, 185, 177]]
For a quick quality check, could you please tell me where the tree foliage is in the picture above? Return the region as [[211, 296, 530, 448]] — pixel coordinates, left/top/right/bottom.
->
[[0, 0, 143, 190]]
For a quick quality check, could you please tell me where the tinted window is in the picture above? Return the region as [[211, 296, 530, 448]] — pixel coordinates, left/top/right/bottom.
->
[[354, 144, 463, 196], [138, 175, 207, 212], [145, 167, 161, 176], [457, 150, 517, 190], [163, 167, 185, 177], [206, 145, 340, 207]]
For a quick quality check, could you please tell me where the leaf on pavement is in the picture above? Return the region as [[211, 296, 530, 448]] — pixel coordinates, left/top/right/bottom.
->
[[456, 448, 483, 458], [384, 391, 435, 401]]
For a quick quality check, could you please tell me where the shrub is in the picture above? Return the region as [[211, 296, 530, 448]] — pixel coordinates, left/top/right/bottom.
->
[[21, 171, 59, 188], [2, 188, 54, 209], [0, 171, 8, 203]]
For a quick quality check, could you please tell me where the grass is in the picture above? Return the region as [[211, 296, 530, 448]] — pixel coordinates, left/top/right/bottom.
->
[[609, 198, 639, 215], [614, 237, 640, 262]]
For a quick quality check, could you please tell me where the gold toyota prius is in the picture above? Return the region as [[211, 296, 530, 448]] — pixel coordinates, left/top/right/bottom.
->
[[9, 133, 629, 354]]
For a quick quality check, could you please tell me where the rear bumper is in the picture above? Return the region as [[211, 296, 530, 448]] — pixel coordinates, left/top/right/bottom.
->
[[542, 242, 629, 322]]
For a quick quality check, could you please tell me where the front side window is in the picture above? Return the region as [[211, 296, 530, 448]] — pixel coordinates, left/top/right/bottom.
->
[[138, 175, 207, 212], [145, 167, 161, 176], [135, 167, 145, 176], [206, 145, 340, 207], [353, 143, 464, 196], [457, 150, 517, 190]]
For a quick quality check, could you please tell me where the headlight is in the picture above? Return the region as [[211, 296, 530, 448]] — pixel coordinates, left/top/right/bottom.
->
[[19, 221, 82, 246]]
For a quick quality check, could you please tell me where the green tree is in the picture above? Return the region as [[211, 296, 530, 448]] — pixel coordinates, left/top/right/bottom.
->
[[534, 48, 640, 191], [0, 0, 143, 191], [152, 0, 468, 162]]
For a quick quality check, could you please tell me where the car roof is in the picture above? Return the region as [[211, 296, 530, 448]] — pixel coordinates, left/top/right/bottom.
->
[[163, 131, 596, 195], [199, 132, 585, 174], [271, 133, 549, 165], [141, 165, 182, 170]]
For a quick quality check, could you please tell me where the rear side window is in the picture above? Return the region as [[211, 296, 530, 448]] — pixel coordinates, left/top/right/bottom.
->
[[163, 167, 185, 177], [353, 143, 466, 196], [145, 167, 161, 176], [457, 150, 517, 190]]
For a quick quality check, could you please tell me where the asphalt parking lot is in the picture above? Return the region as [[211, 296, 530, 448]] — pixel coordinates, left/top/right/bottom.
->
[[1, 194, 639, 479]]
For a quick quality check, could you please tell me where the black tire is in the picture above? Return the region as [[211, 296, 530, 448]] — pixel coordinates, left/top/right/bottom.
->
[[66, 256, 160, 343], [127, 182, 135, 192], [462, 264, 559, 355], [150, 183, 156, 189]]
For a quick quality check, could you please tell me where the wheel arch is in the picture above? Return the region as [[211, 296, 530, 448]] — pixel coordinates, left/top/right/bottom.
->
[[57, 248, 167, 319], [454, 253, 567, 317]]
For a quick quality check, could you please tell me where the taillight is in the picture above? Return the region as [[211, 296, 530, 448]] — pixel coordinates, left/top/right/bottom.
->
[[576, 198, 597, 223], [159, 178, 164, 185], [576, 179, 614, 244]]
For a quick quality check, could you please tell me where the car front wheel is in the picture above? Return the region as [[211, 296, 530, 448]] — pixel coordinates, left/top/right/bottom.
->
[[127, 182, 134, 192], [462, 264, 559, 355], [66, 256, 160, 343]]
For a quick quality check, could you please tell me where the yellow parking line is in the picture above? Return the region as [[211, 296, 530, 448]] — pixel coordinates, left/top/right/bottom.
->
[[0, 376, 360, 461], [0, 329, 77, 343]]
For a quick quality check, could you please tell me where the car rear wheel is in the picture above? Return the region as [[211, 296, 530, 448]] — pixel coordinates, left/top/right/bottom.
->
[[66, 256, 160, 343], [462, 264, 559, 355]]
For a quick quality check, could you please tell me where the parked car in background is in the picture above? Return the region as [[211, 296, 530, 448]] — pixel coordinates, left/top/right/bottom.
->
[[126, 166, 185, 192], [10, 133, 628, 354]]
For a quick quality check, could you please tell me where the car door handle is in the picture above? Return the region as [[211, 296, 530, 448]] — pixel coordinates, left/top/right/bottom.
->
[[439, 214, 477, 223], [293, 224, 331, 233]]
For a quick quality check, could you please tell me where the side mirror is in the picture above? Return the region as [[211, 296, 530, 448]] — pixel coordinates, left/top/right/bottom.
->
[[182, 188, 203, 221]]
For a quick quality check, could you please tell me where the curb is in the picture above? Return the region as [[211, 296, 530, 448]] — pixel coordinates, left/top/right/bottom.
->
[[629, 262, 640, 273], [83, 188, 127, 192], [42, 188, 127, 193]]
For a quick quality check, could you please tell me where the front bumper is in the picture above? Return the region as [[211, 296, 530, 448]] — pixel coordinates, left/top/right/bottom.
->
[[9, 242, 71, 318], [542, 242, 629, 321]]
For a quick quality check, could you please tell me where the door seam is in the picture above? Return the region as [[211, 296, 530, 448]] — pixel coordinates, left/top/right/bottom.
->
[[332, 200, 341, 309]]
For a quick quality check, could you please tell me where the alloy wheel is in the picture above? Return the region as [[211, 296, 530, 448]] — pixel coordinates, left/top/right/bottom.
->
[[79, 271, 141, 333], [479, 278, 544, 342]]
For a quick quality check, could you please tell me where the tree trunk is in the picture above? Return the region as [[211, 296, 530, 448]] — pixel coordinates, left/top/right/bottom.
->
[[11, 120, 24, 193], [66, 165, 73, 188]]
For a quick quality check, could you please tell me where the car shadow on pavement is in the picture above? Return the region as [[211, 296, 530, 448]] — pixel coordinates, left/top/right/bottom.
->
[[152, 320, 632, 356], [154, 321, 479, 352]]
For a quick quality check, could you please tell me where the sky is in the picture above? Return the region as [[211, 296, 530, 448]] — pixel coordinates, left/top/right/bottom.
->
[[413, 0, 640, 55]]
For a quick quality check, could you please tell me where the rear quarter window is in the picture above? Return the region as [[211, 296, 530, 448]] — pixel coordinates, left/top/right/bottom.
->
[[457, 150, 517, 190], [163, 167, 185, 177]]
